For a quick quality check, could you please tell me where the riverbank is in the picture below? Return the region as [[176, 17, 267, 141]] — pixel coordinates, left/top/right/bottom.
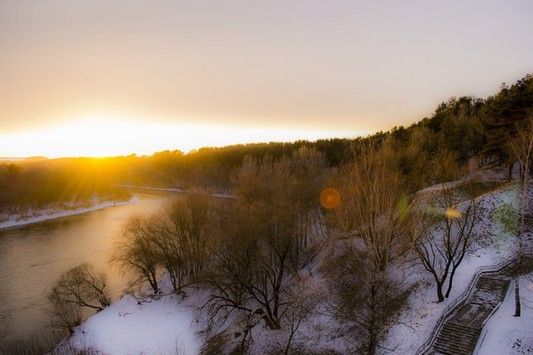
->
[[0, 197, 137, 230], [117, 184, 236, 199], [61, 178, 528, 354]]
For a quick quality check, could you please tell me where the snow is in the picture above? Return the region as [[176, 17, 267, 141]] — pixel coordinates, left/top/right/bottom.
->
[[117, 184, 186, 193], [64, 294, 201, 354], [476, 273, 533, 355], [379, 181, 522, 354], [117, 184, 236, 199], [379, 248, 508, 354], [0, 197, 137, 230], [58, 172, 529, 354]]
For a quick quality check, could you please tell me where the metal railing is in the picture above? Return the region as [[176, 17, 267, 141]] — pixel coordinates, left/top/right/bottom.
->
[[416, 246, 533, 354]]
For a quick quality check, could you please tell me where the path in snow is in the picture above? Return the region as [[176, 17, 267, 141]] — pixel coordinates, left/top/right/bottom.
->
[[421, 234, 533, 353], [425, 257, 532, 355]]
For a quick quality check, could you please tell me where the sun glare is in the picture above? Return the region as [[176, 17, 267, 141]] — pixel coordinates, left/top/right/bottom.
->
[[0, 116, 364, 158], [320, 188, 341, 209]]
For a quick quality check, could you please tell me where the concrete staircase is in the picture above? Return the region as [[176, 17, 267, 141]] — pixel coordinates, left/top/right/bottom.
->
[[428, 275, 510, 355], [419, 184, 533, 354], [422, 255, 532, 355], [432, 322, 480, 355], [500, 256, 533, 277]]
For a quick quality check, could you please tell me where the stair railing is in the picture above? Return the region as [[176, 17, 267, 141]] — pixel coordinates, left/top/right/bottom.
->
[[416, 246, 533, 354]]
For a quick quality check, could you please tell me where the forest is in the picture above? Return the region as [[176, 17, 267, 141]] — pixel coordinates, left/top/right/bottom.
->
[[1, 74, 532, 354], [1, 74, 531, 212]]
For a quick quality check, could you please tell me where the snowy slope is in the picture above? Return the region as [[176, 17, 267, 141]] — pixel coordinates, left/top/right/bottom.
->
[[62, 294, 201, 354], [61, 178, 530, 354], [475, 273, 533, 355]]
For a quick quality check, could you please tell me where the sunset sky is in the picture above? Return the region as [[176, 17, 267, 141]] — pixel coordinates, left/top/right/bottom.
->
[[1, 0, 532, 158]]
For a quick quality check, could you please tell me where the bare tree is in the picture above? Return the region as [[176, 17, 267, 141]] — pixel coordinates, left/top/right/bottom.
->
[[149, 213, 187, 295], [203, 148, 330, 332], [151, 195, 212, 294], [507, 116, 533, 316], [408, 182, 481, 302], [48, 263, 109, 334], [330, 139, 412, 354], [49, 297, 83, 335], [49, 263, 110, 311], [167, 194, 211, 279], [112, 216, 161, 294], [282, 284, 317, 354], [204, 194, 295, 330], [335, 139, 408, 273], [324, 242, 411, 354]]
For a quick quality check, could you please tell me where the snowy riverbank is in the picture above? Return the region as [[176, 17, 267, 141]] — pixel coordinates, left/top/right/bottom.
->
[[0, 197, 137, 230], [64, 293, 202, 354], [0, 184, 233, 231], [59, 180, 530, 354], [116, 184, 236, 199]]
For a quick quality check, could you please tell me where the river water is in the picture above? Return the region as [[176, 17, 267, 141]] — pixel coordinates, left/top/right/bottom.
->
[[0, 190, 179, 342]]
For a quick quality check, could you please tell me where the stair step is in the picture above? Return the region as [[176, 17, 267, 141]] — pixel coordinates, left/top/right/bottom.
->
[[423, 251, 533, 355], [433, 342, 473, 355], [437, 330, 477, 339], [433, 337, 477, 350]]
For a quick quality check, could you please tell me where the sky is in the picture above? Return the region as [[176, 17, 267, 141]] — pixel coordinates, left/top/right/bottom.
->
[[1, 0, 532, 158]]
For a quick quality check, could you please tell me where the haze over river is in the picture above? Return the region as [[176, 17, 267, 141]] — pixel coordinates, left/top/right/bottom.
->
[[0, 190, 179, 342]]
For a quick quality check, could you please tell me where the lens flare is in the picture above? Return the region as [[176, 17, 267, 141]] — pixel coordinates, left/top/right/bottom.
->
[[445, 208, 462, 219], [397, 194, 409, 220], [320, 188, 341, 209]]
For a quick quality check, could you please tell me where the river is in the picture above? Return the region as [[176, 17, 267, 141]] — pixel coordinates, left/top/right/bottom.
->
[[0, 190, 180, 343]]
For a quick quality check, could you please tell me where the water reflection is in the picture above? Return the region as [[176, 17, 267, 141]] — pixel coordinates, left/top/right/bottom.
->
[[0, 191, 177, 342]]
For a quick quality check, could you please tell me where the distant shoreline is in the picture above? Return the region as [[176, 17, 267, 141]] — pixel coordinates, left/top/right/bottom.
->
[[117, 184, 236, 199], [0, 197, 137, 230], [0, 185, 235, 230]]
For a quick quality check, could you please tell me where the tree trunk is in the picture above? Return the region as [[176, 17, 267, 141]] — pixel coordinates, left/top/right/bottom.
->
[[445, 269, 456, 299], [436, 281, 445, 303], [263, 314, 280, 330], [367, 283, 378, 355], [284, 325, 297, 355], [514, 276, 521, 317], [148, 273, 159, 294]]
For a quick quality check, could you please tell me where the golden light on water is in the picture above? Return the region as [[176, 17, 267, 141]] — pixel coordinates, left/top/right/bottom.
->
[[320, 188, 341, 209]]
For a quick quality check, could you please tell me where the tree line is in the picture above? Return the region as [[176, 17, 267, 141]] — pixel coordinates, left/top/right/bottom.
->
[[107, 72, 533, 191], [2, 73, 531, 212], [0, 158, 130, 214], [6, 72, 533, 353], [46, 139, 509, 353]]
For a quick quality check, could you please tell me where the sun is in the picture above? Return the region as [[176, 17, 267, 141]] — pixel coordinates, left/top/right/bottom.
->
[[54, 117, 138, 157], [0, 115, 364, 158], [0, 116, 152, 158]]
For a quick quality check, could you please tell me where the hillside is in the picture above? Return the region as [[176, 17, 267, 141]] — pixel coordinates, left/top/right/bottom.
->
[[53, 165, 532, 354], [2, 73, 532, 201], [1, 74, 531, 355]]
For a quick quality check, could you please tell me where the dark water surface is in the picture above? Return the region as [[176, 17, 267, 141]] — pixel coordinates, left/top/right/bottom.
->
[[0, 191, 178, 342]]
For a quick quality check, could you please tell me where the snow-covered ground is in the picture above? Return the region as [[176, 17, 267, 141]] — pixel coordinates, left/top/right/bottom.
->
[[63, 294, 201, 354], [60, 176, 530, 354], [0, 197, 136, 230], [380, 182, 523, 354], [380, 247, 513, 354], [476, 273, 533, 355]]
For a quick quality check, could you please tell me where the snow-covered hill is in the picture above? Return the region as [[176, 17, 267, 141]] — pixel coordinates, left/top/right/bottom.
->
[[59, 175, 531, 354]]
